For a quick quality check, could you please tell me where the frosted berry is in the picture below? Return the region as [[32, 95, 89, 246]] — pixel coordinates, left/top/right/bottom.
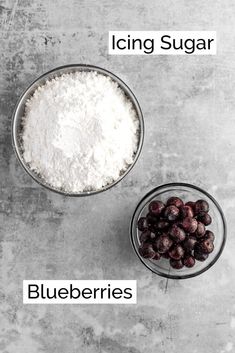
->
[[197, 212, 212, 226], [182, 217, 198, 233], [194, 249, 209, 262], [146, 213, 158, 225], [199, 239, 214, 254], [153, 252, 161, 260], [156, 220, 170, 230], [183, 255, 195, 268], [183, 235, 197, 252], [139, 230, 151, 243], [194, 199, 209, 214], [148, 200, 165, 216], [180, 205, 194, 218], [204, 230, 215, 242], [146, 213, 158, 232], [169, 245, 184, 260], [195, 221, 206, 238], [138, 243, 155, 259], [137, 217, 148, 231], [169, 224, 186, 243], [166, 196, 184, 208], [155, 234, 173, 254], [164, 205, 180, 221], [170, 259, 183, 269], [185, 201, 195, 210]]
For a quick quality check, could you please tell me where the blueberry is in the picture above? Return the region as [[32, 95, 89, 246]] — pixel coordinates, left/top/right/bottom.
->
[[138, 243, 156, 259], [148, 200, 165, 216], [162, 252, 170, 259], [183, 255, 195, 268], [153, 252, 161, 260], [195, 221, 206, 238], [182, 217, 198, 233], [170, 259, 183, 269], [199, 239, 214, 254], [169, 245, 184, 260], [180, 205, 194, 218], [146, 213, 158, 232], [166, 197, 184, 208], [156, 220, 170, 230], [164, 205, 180, 221], [146, 212, 158, 225], [204, 230, 215, 242], [139, 230, 151, 244], [154, 234, 173, 254], [169, 224, 186, 243], [183, 235, 197, 251], [194, 199, 209, 214], [175, 219, 183, 228], [137, 217, 148, 231], [185, 201, 195, 210], [194, 249, 209, 262], [197, 212, 212, 226]]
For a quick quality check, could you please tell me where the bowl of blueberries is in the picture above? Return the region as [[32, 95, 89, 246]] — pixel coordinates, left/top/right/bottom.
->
[[130, 183, 227, 279]]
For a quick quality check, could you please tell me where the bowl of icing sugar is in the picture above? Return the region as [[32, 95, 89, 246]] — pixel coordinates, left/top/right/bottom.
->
[[12, 64, 144, 196]]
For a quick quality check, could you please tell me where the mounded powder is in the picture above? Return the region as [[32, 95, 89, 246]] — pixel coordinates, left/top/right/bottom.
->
[[22, 71, 140, 193]]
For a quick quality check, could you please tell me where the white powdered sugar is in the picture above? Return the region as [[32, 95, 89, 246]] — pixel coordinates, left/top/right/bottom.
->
[[22, 71, 139, 193]]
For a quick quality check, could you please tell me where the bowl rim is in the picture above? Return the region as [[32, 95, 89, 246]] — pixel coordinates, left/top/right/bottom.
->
[[130, 182, 227, 279], [11, 64, 144, 197]]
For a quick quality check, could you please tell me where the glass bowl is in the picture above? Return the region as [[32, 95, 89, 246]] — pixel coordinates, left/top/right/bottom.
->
[[12, 64, 144, 196], [130, 183, 227, 279]]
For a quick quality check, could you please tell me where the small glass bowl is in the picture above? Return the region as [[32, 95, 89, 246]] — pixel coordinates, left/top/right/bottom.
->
[[130, 183, 227, 279]]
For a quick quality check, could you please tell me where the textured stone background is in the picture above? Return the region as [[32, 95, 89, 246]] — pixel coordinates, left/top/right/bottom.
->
[[0, 0, 235, 352]]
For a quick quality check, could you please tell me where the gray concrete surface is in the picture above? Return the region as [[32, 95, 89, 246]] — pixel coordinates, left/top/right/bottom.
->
[[0, 0, 235, 352]]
